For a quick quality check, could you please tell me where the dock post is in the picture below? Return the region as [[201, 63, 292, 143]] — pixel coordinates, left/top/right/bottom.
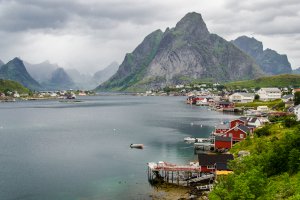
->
[[177, 171, 179, 185], [172, 171, 173, 183]]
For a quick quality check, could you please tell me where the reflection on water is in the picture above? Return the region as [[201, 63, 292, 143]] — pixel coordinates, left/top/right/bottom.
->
[[0, 96, 237, 200]]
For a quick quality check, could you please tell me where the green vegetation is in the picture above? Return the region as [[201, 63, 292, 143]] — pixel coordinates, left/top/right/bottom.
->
[[0, 79, 30, 94], [235, 99, 283, 110], [225, 74, 300, 89], [209, 117, 300, 200]]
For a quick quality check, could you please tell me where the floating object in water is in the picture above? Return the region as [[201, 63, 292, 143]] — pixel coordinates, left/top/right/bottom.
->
[[190, 122, 194, 126], [130, 144, 144, 149], [200, 124, 203, 127], [184, 137, 196, 142]]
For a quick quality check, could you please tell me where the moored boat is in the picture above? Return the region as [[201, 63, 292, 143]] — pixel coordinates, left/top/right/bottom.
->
[[130, 144, 144, 149], [184, 137, 196, 142]]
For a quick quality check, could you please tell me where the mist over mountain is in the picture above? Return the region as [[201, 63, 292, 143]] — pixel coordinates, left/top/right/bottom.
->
[[42, 67, 75, 90], [0, 59, 4, 67], [292, 67, 300, 74], [93, 62, 119, 85], [97, 12, 263, 91], [0, 58, 41, 90], [232, 36, 292, 75], [24, 61, 58, 83]]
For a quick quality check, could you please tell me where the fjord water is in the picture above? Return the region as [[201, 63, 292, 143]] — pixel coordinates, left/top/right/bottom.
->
[[0, 96, 237, 200]]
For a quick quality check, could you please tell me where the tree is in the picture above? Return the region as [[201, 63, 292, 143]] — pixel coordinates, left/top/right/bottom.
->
[[294, 91, 300, 105], [288, 148, 300, 174], [254, 94, 260, 100]]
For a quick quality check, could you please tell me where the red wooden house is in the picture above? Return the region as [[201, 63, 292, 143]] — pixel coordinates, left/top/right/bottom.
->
[[215, 124, 230, 134], [222, 124, 251, 143], [214, 136, 232, 150], [229, 119, 246, 128], [198, 153, 234, 173]]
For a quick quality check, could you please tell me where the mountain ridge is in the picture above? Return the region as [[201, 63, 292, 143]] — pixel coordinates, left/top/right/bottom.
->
[[0, 58, 41, 90], [232, 36, 292, 75], [97, 12, 263, 91]]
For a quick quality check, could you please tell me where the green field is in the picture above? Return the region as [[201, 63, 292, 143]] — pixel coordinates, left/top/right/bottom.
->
[[225, 74, 300, 89], [235, 99, 283, 109], [0, 79, 30, 94]]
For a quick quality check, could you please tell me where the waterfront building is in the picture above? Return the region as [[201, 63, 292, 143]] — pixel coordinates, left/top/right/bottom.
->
[[257, 88, 282, 101]]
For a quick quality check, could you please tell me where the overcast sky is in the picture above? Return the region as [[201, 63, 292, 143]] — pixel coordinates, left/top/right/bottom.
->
[[0, 0, 299, 73]]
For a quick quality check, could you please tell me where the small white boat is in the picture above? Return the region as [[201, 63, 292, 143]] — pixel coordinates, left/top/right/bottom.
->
[[130, 144, 144, 149], [196, 138, 211, 143], [184, 137, 196, 142]]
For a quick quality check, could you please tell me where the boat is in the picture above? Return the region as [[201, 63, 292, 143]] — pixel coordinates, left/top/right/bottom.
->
[[184, 137, 196, 142], [195, 138, 212, 143], [130, 144, 144, 149]]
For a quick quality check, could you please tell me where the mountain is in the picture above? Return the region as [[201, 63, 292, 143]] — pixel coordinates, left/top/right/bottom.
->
[[93, 62, 119, 85], [42, 67, 75, 90], [0, 79, 30, 94], [225, 74, 300, 89], [0, 59, 4, 67], [0, 58, 41, 90], [292, 67, 300, 74], [66, 69, 95, 90], [97, 12, 263, 91], [24, 60, 58, 83], [232, 36, 292, 75]]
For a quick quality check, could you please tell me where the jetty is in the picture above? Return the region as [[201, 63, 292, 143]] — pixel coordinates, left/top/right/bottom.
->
[[147, 161, 213, 186]]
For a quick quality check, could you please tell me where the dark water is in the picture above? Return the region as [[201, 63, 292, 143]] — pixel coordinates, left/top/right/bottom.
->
[[0, 96, 237, 200]]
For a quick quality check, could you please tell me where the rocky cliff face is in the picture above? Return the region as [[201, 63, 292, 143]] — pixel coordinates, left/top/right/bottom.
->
[[232, 36, 292, 75], [0, 58, 41, 90], [98, 12, 263, 91]]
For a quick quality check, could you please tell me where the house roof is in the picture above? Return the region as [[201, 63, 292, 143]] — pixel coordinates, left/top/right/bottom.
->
[[239, 117, 248, 122], [198, 154, 234, 168], [247, 117, 258, 123], [215, 136, 232, 142], [216, 124, 230, 129], [237, 124, 251, 133], [260, 88, 281, 92], [234, 93, 255, 97], [282, 94, 294, 100]]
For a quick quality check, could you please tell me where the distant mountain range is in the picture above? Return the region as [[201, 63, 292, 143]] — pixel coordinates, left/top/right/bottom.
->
[[292, 67, 300, 74], [0, 57, 119, 91], [0, 58, 41, 90], [231, 36, 292, 75], [97, 12, 264, 91]]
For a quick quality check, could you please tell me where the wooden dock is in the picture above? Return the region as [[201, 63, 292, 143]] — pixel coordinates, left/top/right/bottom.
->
[[147, 161, 214, 186]]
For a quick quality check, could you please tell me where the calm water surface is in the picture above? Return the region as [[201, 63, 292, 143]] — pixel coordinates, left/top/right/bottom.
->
[[0, 96, 237, 200]]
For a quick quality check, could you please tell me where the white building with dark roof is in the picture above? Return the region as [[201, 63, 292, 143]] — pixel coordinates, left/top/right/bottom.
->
[[257, 88, 282, 101], [229, 93, 255, 103]]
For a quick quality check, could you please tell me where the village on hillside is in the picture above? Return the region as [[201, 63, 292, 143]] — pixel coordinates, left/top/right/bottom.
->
[[147, 85, 300, 197]]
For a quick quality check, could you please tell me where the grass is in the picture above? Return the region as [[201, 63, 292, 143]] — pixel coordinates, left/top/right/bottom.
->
[[0, 79, 30, 94], [225, 74, 300, 89], [235, 99, 283, 109]]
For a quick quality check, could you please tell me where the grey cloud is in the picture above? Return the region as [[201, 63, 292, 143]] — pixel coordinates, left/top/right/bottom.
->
[[0, 0, 172, 33]]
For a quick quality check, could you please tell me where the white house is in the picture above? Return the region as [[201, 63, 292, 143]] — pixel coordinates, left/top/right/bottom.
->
[[229, 93, 255, 103], [257, 88, 282, 101], [257, 106, 269, 112], [294, 105, 300, 121]]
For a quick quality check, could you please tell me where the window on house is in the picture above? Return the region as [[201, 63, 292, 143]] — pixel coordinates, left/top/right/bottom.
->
[[240, 134, 244, 138], [229, 133, 233, 137], [207, 165, 215, 169]]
